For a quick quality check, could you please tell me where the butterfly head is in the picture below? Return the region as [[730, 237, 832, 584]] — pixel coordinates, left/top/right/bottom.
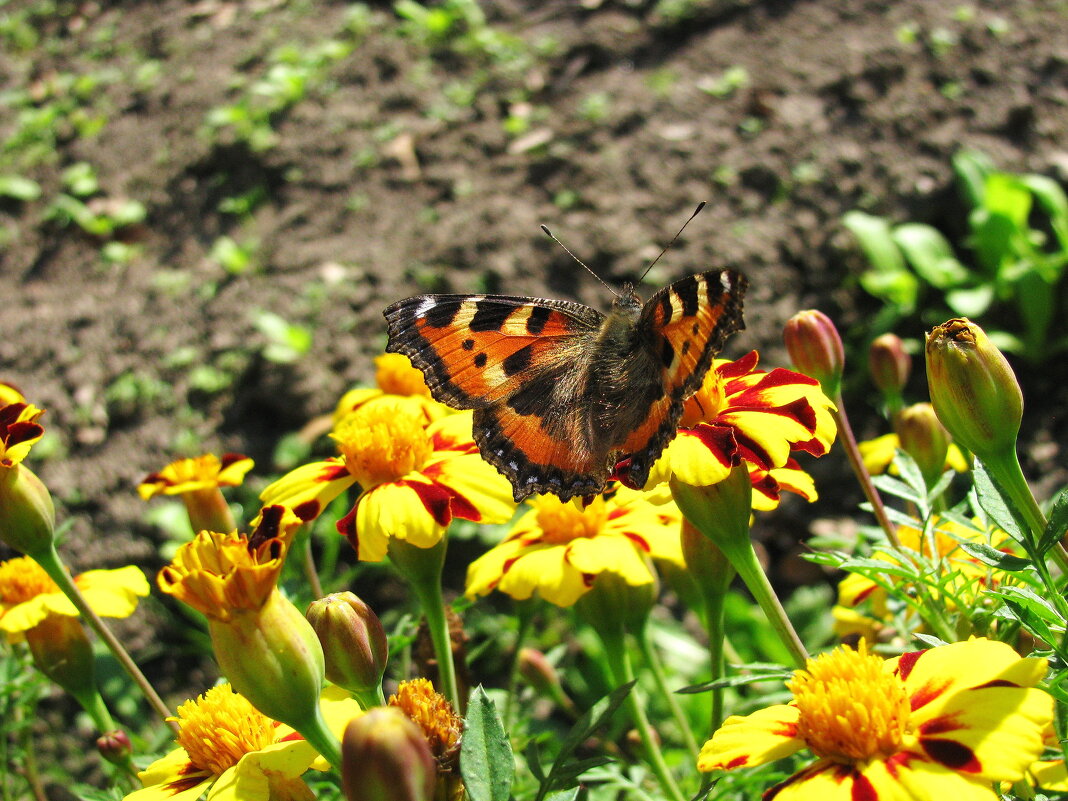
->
[[613, 283, 643, 313]]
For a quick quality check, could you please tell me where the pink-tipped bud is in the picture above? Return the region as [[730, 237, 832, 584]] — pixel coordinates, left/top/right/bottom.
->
[[341, 707, 437, 801], [96, 730, 132, 766], [306, 592, 388, 702], [869, 334, 911, 395], [925, 318, 1022, 462], [783, 310, 845, 398], [518, 648, 561, 695], [895, 403, 950, 488]]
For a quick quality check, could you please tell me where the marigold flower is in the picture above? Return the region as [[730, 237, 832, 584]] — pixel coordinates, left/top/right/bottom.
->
[[465, 484, 682, 607], [125, 683, 361, 801], [334, 353, 451, 426], [0, 381, 25, 406], [158, 511, 339, 767], [832, 516, 1017, 640], [0, 402, 54, 555], [634, 352, 835, 505], [260, 405, 514, 561], [139, 453, 253, 535], [698, 639, 1052, 799], [0, 556, 148, 640], [389, 677, 463, 771]]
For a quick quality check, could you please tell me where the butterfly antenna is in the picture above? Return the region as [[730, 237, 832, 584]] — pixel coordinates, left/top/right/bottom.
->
[[637, 201, 706, 284], [540, 224, 618, 296]]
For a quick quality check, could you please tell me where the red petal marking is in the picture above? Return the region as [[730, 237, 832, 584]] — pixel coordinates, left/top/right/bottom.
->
[[895, 649, 924, 681], [5, 420, 43, 447], [724, 753, 752, 769], [792, 435, 829, 457], [250, 505, 286, 548], [849, 771, 879, 801], [919, 713, 965, 736], [610, 457, 638, 488], [318, 462, 353, 482], [765, 761, 854, 801], [771, 720, 799, 737], [718, 351, 760, 379], [606, 507, 627, 521], [734, 431, 774, 470], [921, 737, 980, 773], [758, 367, 820, 388], [689, 423, 741, 465], [164, 766, 213, 795], [908, 674, 952, 713], [292, 499, 322, 521], [336, 505, 359, 551], [620, 530, 651, 552], [0, 402, 28, 428], [581, 571, 596, 588], [401, 479, 454, 526], [498, 555, 521, 580], [751, 471, 781, 501], [973, 678, 1021, 689], [220, 452, 249, 469], [141, 469, 167, 485]]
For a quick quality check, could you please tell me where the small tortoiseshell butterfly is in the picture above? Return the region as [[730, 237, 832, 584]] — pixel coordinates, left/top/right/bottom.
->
[[383, 265, 747, 502]]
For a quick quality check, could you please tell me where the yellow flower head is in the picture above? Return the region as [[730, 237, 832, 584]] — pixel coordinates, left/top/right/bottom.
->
[[858, 432, 969, 478], [260, 407, 514, 561], [138, 453, 254, 500], [157, 509, 294, 622], [0, 556, 148, 641], [699, 638, 1053, 799], [466, 484, 682, 607], [635, 352, 836, 508], [0, 402, 45, 468], [389, 677, 463, 771], [0, 382, 25, 406], [125, 683, 360, 801], [333, 353, 451, 427]]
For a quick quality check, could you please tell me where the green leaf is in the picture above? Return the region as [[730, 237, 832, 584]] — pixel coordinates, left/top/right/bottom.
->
[[984, 173, 1032, 228], [955, 541, 1032, 571], [952, 149, 995, 208], [525, 740, 545, 782], [892, 223, 971, 288], [0, 174, 41, 201], [945, 284, 994, 316], [843, 211, 906, 274], [461, 686, 513, 801], [972, 458, 1025, 543], [1038, 487, 1068, 556]]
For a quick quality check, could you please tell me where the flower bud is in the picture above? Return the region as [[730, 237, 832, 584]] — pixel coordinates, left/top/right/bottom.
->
[[342, 707, 437, 801], [518, 648, 561, 696], [307, 592, 388, 705], [96, 729, 132, 766], [868, 334, 911, 399], [925, 318, 1022, 461], [783, 310, 845, 398], [24, 614, 96, 699], [0, 464, 55, 556], [895, 403, 950, 489]]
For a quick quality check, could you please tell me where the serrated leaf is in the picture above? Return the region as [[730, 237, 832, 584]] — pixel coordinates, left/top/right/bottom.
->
[[956, 540, 1032, 571], [1038, 487, 1068, 555], [995, 597, 1056, 644], [972, 459, 1025, 543], [990, 585, 1064, 622], [461, 686, 512, 801]]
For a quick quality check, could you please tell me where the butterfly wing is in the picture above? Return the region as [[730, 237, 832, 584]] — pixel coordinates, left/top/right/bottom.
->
[[620, 270, 748, 487], [384, 294, 610, 500]]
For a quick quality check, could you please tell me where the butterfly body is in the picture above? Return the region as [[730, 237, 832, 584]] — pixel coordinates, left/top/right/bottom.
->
[[384, 270, 747, 501]]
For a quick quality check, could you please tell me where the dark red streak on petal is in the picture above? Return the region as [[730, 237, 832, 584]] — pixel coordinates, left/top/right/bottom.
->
[[401, 480, 454, 526], [336, 505, 359, 551], [908, 678, 951, 712], [718, 351, 759, 379], [690, 423, 741, 465], [973, 678, 1021, 689], [5, 420, 44, 447], [921, 737, 980, 773], [620, 530, 651, 552], [292, 499, 322, 521], [220, 452, 249, 469], [895, 649, 924, 681], [319, 462, 353, 482]]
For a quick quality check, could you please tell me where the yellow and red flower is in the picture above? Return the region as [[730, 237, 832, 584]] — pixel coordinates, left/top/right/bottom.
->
[[465, 484, 682, 607], [139, 453, 254, 534], [333, 353, 452, 426], [125, 683, 360, 801], [0, 556, 148, 640], [628, 352, 835, 507], [699, 638, 1052, 800], [0, 402, 45, 469], [259, 404, 514, 562]]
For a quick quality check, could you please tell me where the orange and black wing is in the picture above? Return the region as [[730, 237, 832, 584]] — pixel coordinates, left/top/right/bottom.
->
[[621, 270, 748, 487], [384, 294, 609, 501]]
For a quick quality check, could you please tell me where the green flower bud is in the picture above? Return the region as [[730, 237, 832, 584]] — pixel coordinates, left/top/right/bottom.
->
[[341, 707, 437, 801], [783, 310, 845, 398], [307, 592, 388, 706], [24, 613, 96, 700], [0, 464, 55, 556], [925, 318, 1022, 462], [895, 402, 950, 489], [96, 730, 132, 767]]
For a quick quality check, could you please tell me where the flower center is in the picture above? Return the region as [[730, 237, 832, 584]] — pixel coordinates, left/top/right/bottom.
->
[[174, 684, 275, 776], [375, 353, 432, 397], [534, 496, 607, 544], [333, 405, 431, 488], [0, 557, 59, 604], [680, 369, 726, 427], [389, 677, 463, 769], [788, 643, 910, 762]]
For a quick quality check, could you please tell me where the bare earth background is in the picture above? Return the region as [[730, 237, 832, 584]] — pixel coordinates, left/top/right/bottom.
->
[[3, 0, 1068, 751]]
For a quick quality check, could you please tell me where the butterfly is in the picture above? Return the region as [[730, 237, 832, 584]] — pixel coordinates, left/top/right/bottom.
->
[[383, 270, 747, 502]]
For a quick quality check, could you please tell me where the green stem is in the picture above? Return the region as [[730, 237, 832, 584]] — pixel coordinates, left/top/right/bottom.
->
[[703, 585, 727, 734], [390, 538, 461, 710], [597, 626, 686, 801], [832, 396, 902, 549], [504, 601, 535, 730], [301, 531, 324, 600], [352, 685, 386, 710], [299, 705, 342, 770], [28, 543, 177, 732], [635, 623, 700, 762], [726, 541, 808, 669]]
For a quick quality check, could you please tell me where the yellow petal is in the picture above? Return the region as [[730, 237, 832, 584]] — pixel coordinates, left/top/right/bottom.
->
[[259, 458, 356, 523], [858, 434, 899, 476], [566, 536, 654, 588], [125, 749, 214, 801], [430, 452, 516, 524], [698, 705, 803, 772], [658, 427, 734, 487], [353, 483, 444, 561], [495, 544, 588, 607]]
